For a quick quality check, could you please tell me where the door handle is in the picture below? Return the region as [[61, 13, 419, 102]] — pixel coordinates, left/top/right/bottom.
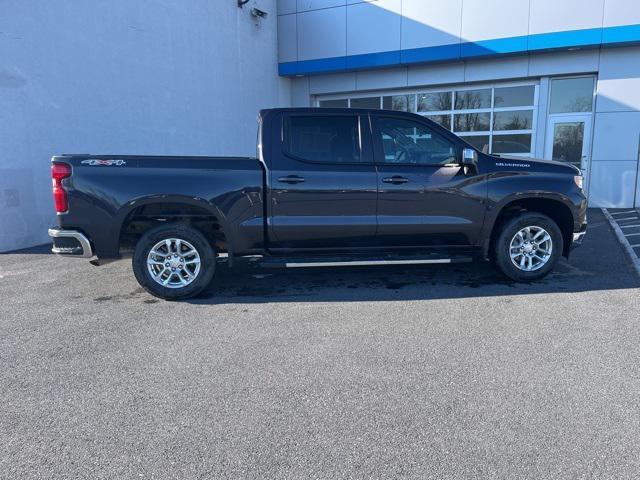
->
[[382, 176, 409, 184], [277, 175, 305, 184]]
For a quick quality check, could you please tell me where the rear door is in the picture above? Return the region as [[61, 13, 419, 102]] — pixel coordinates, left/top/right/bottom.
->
[[372, 114, 487, 247], [267, 111, 378, 251]]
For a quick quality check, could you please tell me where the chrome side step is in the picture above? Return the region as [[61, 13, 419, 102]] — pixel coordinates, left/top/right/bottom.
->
[[261, 255, 472, 269], [285, 258, 452, 268]]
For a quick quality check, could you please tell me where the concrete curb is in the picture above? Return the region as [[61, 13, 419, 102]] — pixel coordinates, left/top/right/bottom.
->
[[601, 208, 640, 278]]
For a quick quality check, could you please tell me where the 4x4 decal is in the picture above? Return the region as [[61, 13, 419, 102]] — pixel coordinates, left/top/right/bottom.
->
[[81, 159, 126, 166]]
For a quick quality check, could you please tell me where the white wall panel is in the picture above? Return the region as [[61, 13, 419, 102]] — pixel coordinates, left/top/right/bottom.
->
[[528, 50, 599, 77], [407, 62, 465, 87], [297, 7, 346, 60], [597, 78, 640, 113], [592, 112, 640, 160], [355, 67, 407, 90], [297, 0, 345, 12], [277, 14, 297, 62], [401, 0, 462, 49], [588, 161, 638, 207], [291, 77, 311, 105], [277, 0, 296, 15], [464, 56, 529, 82], [597, 46, 640, 112], [533, 78, 550, 157], [347, 0, 401, 56], [461, 0, 529, 41], [309, 72, 357, 93], [603, 0, 640, 27], [529, 0, 604, 34]]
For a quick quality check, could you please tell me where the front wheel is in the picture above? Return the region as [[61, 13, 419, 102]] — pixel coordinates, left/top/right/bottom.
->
[[132, 224, 215, 300], [492, 213, 563, 282]]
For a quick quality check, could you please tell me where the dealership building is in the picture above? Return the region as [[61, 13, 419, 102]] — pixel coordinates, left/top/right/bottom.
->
[[2, 0, 640, 251], [279, 0, 640, 209]]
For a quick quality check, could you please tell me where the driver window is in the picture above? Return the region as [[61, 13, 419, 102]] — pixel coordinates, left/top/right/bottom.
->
[[376, 117, 457, 165]]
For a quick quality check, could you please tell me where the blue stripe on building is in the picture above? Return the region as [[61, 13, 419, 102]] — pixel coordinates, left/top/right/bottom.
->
[[279, 24, 640, 77]]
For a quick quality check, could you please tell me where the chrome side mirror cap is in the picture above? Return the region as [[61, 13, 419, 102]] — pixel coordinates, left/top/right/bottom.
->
[[462, 148, 478, 166]]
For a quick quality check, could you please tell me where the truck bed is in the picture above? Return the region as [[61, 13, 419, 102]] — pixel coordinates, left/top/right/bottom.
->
[[52, 154, 265, 259]]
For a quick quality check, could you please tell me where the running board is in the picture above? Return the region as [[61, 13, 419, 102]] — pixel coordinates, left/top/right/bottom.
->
[[260, 255, 472, 269]]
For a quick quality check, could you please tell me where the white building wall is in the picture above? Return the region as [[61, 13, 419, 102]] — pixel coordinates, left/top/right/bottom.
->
[[278, 0, 640, 70], [0, 0, 290, 252], [590, 46, 640, 207]]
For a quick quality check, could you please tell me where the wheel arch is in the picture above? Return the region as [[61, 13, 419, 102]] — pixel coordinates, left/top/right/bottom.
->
[[115, 195, 233, 255], [485, 195, 575, 258]]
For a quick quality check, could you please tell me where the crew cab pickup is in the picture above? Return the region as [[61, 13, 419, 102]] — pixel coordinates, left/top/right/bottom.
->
[[49, 108, 587, 300]]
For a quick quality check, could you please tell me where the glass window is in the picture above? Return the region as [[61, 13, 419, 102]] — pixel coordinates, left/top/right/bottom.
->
[[493, 110, 533, 130], [418, 92, 452, 112], [319, 99, 348, 108], [550, 77, 594, 113], [454, 112, 491, 132], [551, 122, 584, 166], [375, 117, 457, 165], [460, 135, 490, 154], [286, 115, 361, 164], [494, 86, 535, 107], [318, 82, 537, 157], [383, 94, 416, 112], [454, 89, 491, 110], [425, 114, 451, 130], [350, 97, 380, 109], [492, 134, 532, 154]]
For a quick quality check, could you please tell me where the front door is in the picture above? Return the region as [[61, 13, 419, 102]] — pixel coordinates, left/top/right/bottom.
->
[[268, 112, 378, 251], [545, 114, 592, 191], [371, 114, 487, 248]]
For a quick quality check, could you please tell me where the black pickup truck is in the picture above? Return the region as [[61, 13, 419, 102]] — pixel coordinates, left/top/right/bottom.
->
[[49, 108, 587, 299]]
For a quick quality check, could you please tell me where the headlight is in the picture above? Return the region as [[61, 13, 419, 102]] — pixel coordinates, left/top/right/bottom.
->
[[574, 175, 583, 190]]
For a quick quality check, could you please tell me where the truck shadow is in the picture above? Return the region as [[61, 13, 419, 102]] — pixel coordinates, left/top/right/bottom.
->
[[189, 255, 636, 305], [188, 213, 639, 304]]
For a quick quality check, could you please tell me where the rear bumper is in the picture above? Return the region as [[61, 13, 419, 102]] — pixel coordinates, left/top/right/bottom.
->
[[571, 223, 587, 249], [48, 228, 94, 258]]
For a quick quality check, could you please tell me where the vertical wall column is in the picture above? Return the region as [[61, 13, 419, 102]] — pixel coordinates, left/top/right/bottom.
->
[[590, 46, 640, 207]]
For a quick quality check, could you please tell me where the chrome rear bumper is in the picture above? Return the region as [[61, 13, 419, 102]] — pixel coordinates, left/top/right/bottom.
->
[[48, 228, 94, 258]]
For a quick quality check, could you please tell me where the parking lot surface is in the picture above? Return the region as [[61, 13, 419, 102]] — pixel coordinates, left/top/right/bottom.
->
[[1, 209, 640, 479]]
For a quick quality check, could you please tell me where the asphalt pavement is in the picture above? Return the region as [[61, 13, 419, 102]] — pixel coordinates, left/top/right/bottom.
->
[[1, 209, 639, 479]]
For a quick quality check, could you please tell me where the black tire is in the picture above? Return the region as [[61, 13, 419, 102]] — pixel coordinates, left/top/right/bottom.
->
[[492, 212, 563, 282], [132, 223, 215, 300]]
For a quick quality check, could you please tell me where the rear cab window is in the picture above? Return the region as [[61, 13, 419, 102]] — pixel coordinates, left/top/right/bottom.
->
[[284, 114, 364, 164]]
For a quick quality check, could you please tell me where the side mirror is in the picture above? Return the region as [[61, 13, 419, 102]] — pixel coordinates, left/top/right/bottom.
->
[[462, 147, 478, 166]]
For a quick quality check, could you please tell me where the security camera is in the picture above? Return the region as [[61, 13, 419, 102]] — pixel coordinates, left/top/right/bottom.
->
[[251, 8, 268, 18]]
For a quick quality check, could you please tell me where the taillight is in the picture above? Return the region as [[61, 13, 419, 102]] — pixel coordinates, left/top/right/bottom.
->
[[51, 163, 71, 213]]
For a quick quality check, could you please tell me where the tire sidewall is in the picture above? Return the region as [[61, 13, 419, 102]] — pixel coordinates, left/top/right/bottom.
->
[[132, 224, 215, 300], [494, 213, 562, 281]]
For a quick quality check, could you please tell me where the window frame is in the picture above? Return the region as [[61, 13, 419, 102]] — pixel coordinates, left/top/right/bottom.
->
[[370, 113, 463, 167], [281, 112, 371, 166]]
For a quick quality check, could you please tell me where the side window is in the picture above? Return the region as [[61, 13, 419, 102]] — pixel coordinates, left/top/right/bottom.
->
[[375, 117, 458, 165], [285, 115, 361, 164]]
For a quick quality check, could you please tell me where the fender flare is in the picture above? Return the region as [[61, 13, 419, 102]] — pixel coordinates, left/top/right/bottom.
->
[[481, 192, 576, 258], [114, 194, 237, 251]]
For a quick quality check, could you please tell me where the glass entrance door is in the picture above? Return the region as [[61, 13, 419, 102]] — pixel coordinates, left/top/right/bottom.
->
[[545, 114, 592, 187]]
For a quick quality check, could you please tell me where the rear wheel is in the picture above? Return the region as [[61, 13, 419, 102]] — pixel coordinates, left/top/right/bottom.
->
[[493, 213, 562, 282], [132, 224, 215, 300]]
